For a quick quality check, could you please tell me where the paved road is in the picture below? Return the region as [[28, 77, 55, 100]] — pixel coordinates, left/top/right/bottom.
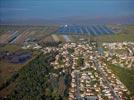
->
[[93, 59, 120, 100], [75, 72, 81, 100]]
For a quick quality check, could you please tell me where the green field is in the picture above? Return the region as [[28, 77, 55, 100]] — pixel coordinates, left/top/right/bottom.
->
[[94, 25, 134, 42], [0, 44, 21, 52], [94, 33, 134, 42], [107, 63, 134, 96]]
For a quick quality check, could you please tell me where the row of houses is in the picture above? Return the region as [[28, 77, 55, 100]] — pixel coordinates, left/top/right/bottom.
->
[[49, 42, 130, 99], [103, 42, 134, 69]]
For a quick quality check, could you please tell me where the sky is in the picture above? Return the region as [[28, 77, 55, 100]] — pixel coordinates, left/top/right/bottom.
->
[[0, 0, 134, 24]]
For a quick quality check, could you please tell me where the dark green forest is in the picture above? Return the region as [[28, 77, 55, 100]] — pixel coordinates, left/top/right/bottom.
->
[[8, 52, 71, 100]]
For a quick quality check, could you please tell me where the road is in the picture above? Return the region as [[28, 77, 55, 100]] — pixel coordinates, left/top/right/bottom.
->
[[75, 72, 81, 100], [93, 59, 120, 100]]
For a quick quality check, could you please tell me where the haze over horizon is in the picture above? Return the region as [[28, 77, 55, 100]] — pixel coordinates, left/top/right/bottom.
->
[[0, 0, 134, 24]]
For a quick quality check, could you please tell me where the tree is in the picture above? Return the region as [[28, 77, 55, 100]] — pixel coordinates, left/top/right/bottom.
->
[[77, 57, 84, 66]]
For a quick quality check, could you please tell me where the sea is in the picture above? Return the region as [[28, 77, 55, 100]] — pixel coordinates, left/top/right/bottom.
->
[[0, 0, 134, 25]]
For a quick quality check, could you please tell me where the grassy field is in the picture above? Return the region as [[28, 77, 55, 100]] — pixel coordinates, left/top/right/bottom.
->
[[0, 44, 21, 52], [107, 63, 134, 96], [93, 25, 134, 42], [94, 33, 134, 42], [120, 25, 134, 34], [58, 33, 134, 42]]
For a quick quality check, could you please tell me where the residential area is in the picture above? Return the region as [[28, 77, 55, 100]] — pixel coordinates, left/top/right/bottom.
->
[[49, 41, 133, 100]]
